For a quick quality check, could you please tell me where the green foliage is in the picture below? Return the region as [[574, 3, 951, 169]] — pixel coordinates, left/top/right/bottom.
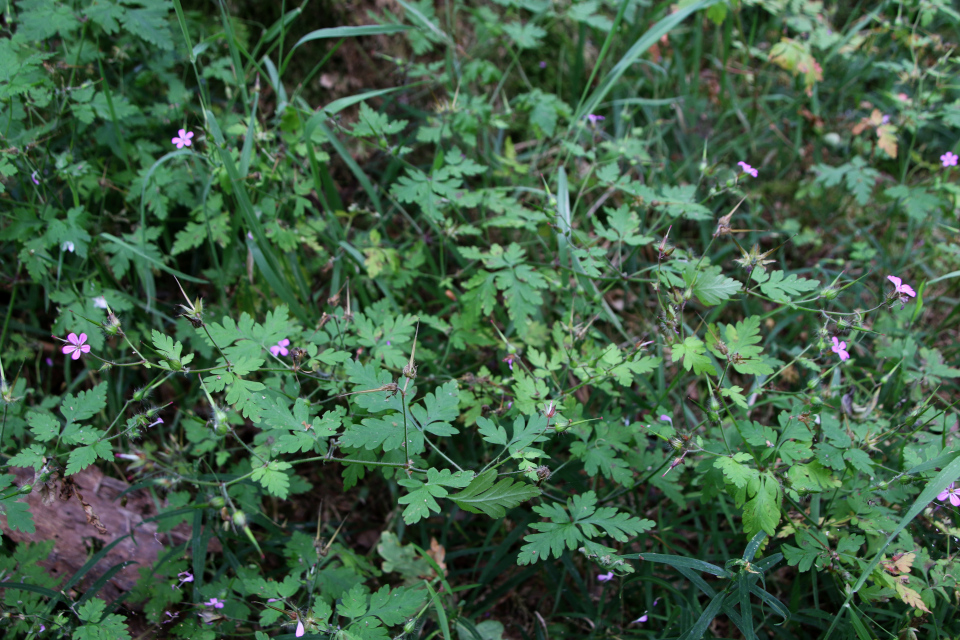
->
[[1, 0, 959, 638]]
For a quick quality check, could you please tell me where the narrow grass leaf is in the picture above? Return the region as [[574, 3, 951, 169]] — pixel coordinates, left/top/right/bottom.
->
[[574, 0, 721, 122]]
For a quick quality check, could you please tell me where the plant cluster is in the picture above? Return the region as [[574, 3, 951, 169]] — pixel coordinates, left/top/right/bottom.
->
[[1, 0, 960, 639]]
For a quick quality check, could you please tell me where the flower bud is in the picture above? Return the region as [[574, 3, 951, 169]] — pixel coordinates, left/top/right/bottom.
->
[[209, 496, 225, 508], [232, 510, 247, 527], [103, 313, 123, 336], [820, 286, 839, 300], [19, 484, 32, 494]]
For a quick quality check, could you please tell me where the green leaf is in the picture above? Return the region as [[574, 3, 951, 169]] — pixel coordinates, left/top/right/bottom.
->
[[410, 381, 460, 437], [714, 454, 758, 490], [0, 490, 37, 533], [518, 491, 654, 565], [742, 474, 781, 537], [364, 585, 426, 626], [671, 336, 717, 376], [595, 205, 654, 246], [721, 385, 748, 409], [708, 316, 774, 376], [685, 265, 741, 306], [503, 21, 546, 49], [844, 449, 873, 473], [787, 461, 841, 493], [8, 444, 45, 470], [66, 446, 99, 476], [449, 469, 541, 517], [120, 0, 174, 50], [61, 382, 108, 426], [755, 270, 820, 302], [27, 412, 60, 442], [84, 0, 124, 33], [251, 461, 293, 499], [476, 417, 508, 446], [397, 468, 473, 524]]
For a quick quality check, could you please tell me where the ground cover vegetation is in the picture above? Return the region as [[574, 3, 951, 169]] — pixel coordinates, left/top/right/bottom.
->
[[1, 0, 960, 638]]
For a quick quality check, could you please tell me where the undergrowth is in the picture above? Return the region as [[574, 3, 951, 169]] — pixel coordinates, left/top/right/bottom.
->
[[1, 0, 960, 639]]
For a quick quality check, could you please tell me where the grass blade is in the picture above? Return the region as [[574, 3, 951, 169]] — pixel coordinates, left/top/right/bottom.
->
[[283, 25, 411, 72], [573, 0, 720, 122], [628, 552, 730, 578], [205, 108, 310, 322]]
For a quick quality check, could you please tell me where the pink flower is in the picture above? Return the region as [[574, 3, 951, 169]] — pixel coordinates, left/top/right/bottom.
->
[[31, 171, 40, 185], [831, 336, 849, 361], [539, 61, 547, 69], [172, 129, 194, 149], [204, 597, 224, 609], [544, 402, 556, 418], [887, 275, 916, 309], [938, 483, 960, 507], [586, 114, 605, 124], [296, 619, 305, 637], [270, 338, 290, 357], [61, 333, 91, 360], [597, 571, 614, 582], [631, 614, 648, 624], [172, 571, 193, 590], [941, 151, 958, 167], [737, 161, 758, 178], [503, 354, 515, 371]]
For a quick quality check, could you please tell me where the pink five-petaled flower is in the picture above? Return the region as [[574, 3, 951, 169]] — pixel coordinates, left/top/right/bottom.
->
[[597, 571, 614, 582], [586, 114, 605, 124], [204, 598, 225, 609], [938, 483, 960, 507], [62, 333, 91, 360], [831, 336, 849, 361], [887, 275, 916, 309], [172, 129, 194, 149], [270, 338, 290, 357], [941, 151, 958, 168], [503, 354, 515, 371], [737, 161, 759, 178], [296, 619, 305, 637]]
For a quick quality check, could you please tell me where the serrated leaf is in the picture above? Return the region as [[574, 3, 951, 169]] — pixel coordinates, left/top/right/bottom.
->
[[27, 412, 60, 442], [66, 445, 99, 475], [449, 469, 540, 517], [787, 461, 841, 493], [756, 270, 819, 302], [684, 265, 741, 306], [61, 382, 108, 425], [8, 444, 46, 470], [517, 491, 653, 565], [251, 461, 292, 498], [397, 468, 473, 524], [742, 474, 781, 537], [671, 336, 717, 376]]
